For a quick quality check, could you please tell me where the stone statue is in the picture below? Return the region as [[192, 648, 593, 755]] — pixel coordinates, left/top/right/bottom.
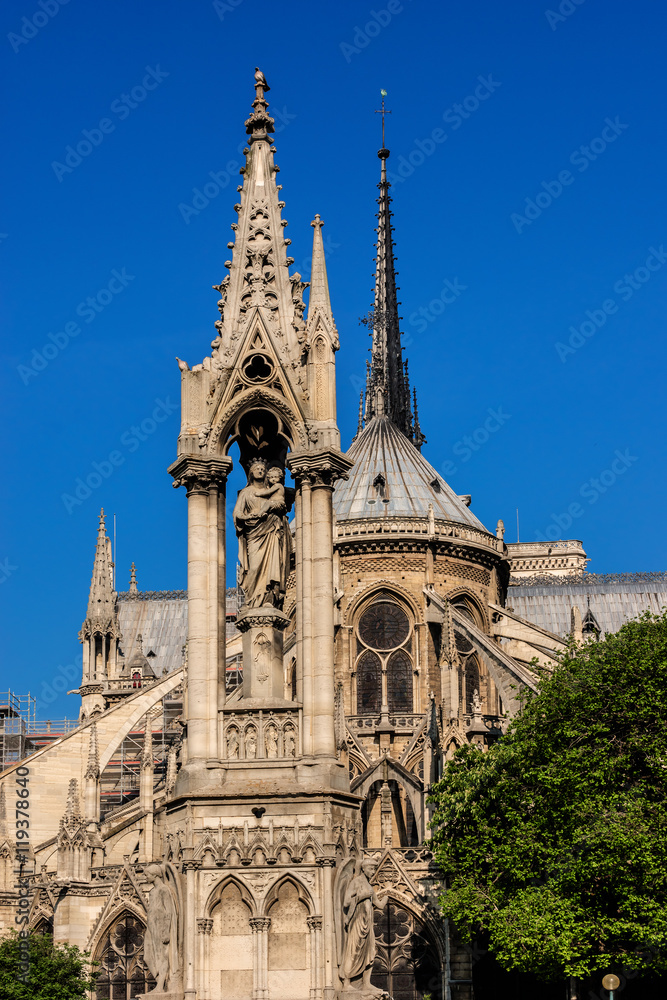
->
[[335, 855, 386, 997], [142, 863, 182, 996], [233, 459, 292, 609]]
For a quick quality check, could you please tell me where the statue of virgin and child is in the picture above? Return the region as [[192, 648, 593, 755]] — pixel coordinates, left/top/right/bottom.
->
[[233, 458, 293, 610]]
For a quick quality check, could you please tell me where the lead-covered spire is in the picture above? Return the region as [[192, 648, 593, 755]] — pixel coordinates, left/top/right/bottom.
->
[[364, 94, 421, 444]]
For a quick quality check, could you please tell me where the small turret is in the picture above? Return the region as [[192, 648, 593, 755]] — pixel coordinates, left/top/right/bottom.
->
[[78, 510, 121, 719]]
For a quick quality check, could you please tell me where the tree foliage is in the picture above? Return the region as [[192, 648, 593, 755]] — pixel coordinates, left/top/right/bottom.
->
[[429, 611, 667, 982], [0, 932, 96, 1000]]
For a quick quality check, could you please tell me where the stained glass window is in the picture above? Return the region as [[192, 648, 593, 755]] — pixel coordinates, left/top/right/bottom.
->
[[465, 657, 480, 714], [371, 900, 442, 1000], [388, 650, 413, 713], [359, 602, 410, 650], [94, 914, 155, 1000], [357, 650, 381, 714]]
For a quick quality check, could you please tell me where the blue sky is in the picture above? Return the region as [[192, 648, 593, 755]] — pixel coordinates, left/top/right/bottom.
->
[[2, 0, 666, 719]]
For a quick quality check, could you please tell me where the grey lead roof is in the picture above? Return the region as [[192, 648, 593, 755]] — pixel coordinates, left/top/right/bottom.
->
[[333, 416, 488, 529], [117, 596, 188, 677], [509, 577, 667, 637]]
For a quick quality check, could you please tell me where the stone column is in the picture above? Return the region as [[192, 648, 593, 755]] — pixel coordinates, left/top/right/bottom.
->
[[249, 916, 271, 1000], [169, 456, 232, 775], [196, 918, 213, 1000], [182, 860, 202, 1000], [288, 452, 352, 760], [307, 915, 324, 1000], [317, 857, 338, 1000]]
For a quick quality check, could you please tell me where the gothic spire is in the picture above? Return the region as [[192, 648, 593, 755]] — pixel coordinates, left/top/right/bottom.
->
[[86, 509, 115, 619], [308, 214, 333, 319], [364, 94, 416, 441]]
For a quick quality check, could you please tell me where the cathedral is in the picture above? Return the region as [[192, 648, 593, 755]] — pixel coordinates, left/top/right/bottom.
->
[[1, 71, 665, 1000]]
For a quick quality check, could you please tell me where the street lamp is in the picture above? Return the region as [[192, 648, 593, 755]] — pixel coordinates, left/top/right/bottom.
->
[[602, 973, 620, 999]]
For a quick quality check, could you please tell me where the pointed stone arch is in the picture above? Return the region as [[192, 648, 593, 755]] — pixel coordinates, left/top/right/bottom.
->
[[209, 386, 308, 457], [206, 873, 257, 918], [260, 872, 315, 918], [342, 579, 424, 628], [445, 587, 489, 632]]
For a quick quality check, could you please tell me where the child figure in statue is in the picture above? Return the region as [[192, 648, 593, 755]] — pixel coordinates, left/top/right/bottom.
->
[[254, 465, 286, 514]]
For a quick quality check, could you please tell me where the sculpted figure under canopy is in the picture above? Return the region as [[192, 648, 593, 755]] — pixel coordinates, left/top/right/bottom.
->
[[142, 863, 181, 996], [234, 459, 292, 609]]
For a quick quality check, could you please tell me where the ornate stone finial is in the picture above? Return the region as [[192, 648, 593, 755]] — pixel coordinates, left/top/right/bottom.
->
[[355, 392, 364, 439], [64, 778, 81, 823], [246, 66, 275, 142], [413, 386, 426, 450], [496, 519, 505, 540], [307, 214, 333, 322], [141, 716, 154, 771], [129, 562, 138, 594], [85, 723, 99, 780]]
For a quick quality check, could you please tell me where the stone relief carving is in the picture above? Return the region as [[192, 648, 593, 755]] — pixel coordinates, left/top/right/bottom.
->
[[222, 710, 299, 761]]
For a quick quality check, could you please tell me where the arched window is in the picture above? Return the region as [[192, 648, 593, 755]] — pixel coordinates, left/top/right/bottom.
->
[[465, 656, 480, 714], [132, 672, 142, 689], [387, 650, 412, 713], [371, 899, 442, 1000], [355, 595, 413, 715], [94, 912, 155, 999], [357, 650, 382, 714]]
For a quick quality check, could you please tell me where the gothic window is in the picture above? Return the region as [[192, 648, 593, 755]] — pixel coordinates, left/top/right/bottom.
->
[[359, 602, 410, 650], [357, 650, 382, 714], [132, 672, 141, 689], [465, 657, 480, 714], [355, 596, 414, 715], [387, 650, 413, 713], [371, 900, 442, 1000], [94, 913, 155, 1000]]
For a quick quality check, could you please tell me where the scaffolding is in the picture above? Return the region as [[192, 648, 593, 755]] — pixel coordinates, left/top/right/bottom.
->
[[0, 690, 38, 772]]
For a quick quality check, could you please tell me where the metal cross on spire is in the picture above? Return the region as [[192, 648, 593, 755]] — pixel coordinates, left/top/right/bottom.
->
[[374, 89, 391, 150]]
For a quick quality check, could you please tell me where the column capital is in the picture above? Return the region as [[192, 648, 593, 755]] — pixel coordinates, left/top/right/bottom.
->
[[249, 916, 271, 932], [181, 859, 203, 872], [306, 915, 323, 930], [196, 917, 213, 935], [168, 455, 233, 496], [315, 857, 337, 868], [287, 449, 353, 488]]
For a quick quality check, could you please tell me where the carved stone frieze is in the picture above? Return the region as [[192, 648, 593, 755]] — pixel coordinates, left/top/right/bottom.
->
[[221, 708, 299, 761]]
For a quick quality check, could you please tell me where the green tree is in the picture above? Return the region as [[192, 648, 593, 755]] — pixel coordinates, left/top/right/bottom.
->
[[429, 610, 667, 991], [0, 932, 96, 1000]]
